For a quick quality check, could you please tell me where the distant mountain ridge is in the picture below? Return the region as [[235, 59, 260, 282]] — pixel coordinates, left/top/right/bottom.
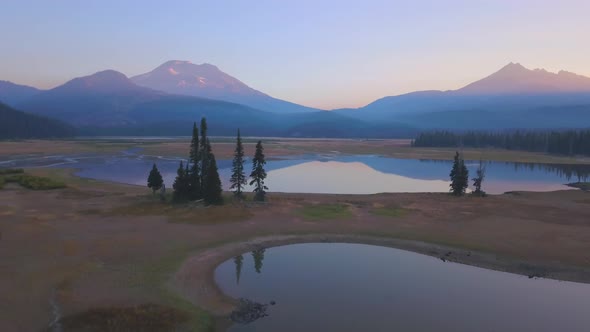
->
[[131, 60, 320, 113], [3, 61, 590, 135], [15, 69, 409, 137], [336, 63, 590, 129], [457, 62, 590, 94], [0, 80, 41, 106], [18, 70, 165, 127]]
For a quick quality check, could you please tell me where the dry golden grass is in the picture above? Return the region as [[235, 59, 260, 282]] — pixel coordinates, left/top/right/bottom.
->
[[102, 198, 253, 224], [47, 304, 190, 332]]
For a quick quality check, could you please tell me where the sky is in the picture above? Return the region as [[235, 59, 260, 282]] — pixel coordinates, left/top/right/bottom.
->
[[1, 0, 589, 109]]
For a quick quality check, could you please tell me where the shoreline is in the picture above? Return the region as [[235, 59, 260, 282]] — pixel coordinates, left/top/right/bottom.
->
[[172, 233, 590, 318]]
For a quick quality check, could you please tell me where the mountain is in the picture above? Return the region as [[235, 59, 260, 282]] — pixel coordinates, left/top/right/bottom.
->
[[16, 69, 409, 137], [0, 81, 41, 106], [0, 102, 76, 139], [458, 62, 590, 94], [337, 63, 590, 129], [18, 70, 169, 126], [131, 60, 320, 113]]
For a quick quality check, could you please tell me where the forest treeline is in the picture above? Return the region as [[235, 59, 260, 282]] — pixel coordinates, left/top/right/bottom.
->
[[412, 130, 590, 156], [0, 102, 76, 139]]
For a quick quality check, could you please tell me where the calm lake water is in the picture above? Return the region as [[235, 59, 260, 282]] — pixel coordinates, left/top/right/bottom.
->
[[1, 150, 589, 194], [215, 243, 590, 332]]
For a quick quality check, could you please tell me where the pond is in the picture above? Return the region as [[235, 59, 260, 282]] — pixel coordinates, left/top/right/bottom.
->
[[1, 151, 589, 194], [215, 243, 590, 332]]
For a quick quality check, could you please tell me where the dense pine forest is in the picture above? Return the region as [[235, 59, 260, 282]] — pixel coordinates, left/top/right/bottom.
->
[[0, 102, 76, 139], [412, 130, 590, 156]]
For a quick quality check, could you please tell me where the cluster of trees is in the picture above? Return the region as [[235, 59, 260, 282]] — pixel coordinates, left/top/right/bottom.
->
[[449, 151, 486, 197], [147, 118, 269, 205], [413, 130, 590, 156]]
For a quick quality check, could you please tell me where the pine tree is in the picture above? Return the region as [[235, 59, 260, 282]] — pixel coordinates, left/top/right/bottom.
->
[[230, 129, 246, 199], [199, 118, 209, 192], [203, 141, 223, 205], [147, 163, 163, 195], [450, 151, 469, 196], [472, 160, 486, 196], [249, 140, 268, 201], [173, 160, 189, 202], [188, 122, 201, 200]]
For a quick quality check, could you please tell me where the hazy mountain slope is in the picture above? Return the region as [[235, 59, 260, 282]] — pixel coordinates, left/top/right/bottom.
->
[[17, 70, 165, 126], [0, 102, 76, 139], [0, 81, 42, 106], [337, 63, 590, 127], [458, 62, 590, 94], [131, 60, 320, 113], [14, 69, 407, 137]]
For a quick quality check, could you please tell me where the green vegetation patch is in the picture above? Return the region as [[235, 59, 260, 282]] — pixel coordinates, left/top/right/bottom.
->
[[0, 168, 24, 175], [370, 206, 409, 218], [567, 182, 590, 191], [298, 204, 352, 220], [48, 303, 191, 332], [2, 173, 66, 190]]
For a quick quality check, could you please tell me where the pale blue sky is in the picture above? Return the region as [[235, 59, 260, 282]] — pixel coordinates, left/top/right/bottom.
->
[[1, 0, 589, 109]]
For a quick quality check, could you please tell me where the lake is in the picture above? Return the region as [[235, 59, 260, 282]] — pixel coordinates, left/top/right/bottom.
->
[[215, 243, 590, 332], [1, 150, 589, 194]]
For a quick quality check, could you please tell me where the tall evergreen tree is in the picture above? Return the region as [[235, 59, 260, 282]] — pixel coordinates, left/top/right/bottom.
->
[[249, 140, 268, 201], [472, 160, 486, 196], [188, 122, 201, 200], [147, 163, 164, 195], [230, 129, 247, 198], [199, 118, 209, 192], [173, 160, 189, 201], [203, 141, 223, 205], [450, 151, 469, 196]]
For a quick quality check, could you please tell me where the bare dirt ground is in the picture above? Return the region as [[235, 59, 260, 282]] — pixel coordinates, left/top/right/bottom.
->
[[1, 168, 590, 331]]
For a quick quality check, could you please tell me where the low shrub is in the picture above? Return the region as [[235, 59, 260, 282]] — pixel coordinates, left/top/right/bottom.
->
[[567, 182, 590, 191], [17, 174, 66, 190], [0, 168, 24, 175], [1, 173, 66, 190]]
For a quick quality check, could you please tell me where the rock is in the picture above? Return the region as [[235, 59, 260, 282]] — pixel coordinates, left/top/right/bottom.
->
[[231, 299, 269, 324]]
